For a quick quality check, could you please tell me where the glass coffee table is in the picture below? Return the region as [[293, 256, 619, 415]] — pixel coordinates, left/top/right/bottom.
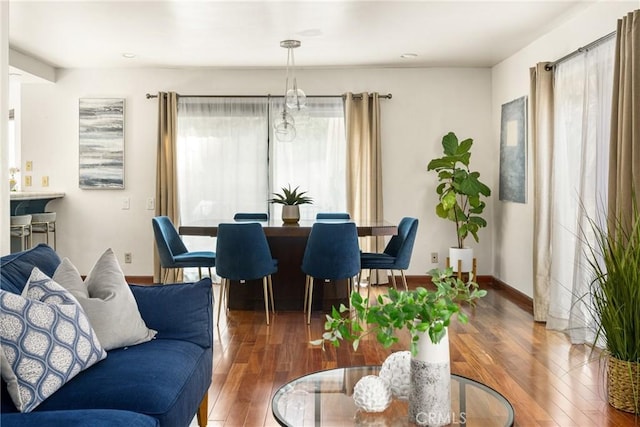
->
[[272, 366, 514, 426]]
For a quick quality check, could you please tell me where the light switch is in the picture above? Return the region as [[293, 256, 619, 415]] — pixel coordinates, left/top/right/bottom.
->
[[122, 197, 130, 210], [25, 161, 33, 172], [24, 176, 32, 187], [42, 176, 49, 187]]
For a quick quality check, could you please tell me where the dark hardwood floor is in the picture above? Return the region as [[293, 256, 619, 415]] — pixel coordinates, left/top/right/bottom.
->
[[202, 280, 639, 426]]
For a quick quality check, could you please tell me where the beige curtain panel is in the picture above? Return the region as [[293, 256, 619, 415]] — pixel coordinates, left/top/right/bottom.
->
[[154, 92, 181, 283], [608, 10, 640, 232], [530, 63, 554, 322], [344, 92, 384, 254]]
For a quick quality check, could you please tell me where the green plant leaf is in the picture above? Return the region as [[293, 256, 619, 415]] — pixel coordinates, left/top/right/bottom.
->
[[442, 132, 459, 156]]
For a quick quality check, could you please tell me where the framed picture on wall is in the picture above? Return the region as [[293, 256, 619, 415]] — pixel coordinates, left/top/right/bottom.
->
[[79, 98, 125, 189], [499, 96, 527, 203]]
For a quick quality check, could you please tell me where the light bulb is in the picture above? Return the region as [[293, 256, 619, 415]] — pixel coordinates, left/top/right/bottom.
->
[[286, 88, 307, 110]]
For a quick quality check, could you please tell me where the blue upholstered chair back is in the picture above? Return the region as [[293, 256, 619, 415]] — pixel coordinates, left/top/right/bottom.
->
[[233, 213, 268, 221], [152, 216, 189, 268], [302, 222, 360, 280], [316, 212, 351, 220], [215, 223, 277, 281], [383, 217, 419, 269]]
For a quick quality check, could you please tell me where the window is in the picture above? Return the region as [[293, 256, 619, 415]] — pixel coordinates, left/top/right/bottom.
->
[[176, 96, 347, 252]]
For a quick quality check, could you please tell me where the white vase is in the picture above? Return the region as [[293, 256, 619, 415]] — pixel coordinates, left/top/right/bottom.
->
[[449, 247, 473, 273], [409, 328, 451, 427], [281, 205, 300, 224]]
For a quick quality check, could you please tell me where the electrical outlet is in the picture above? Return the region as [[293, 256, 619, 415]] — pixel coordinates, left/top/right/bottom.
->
[[25, 161, 33, 172], [124, 253, 132, 264], [42, 176, 49, 187], [146, 197, 155, 210], [24, 176, 32, 187], [431, 252, 439, 263]]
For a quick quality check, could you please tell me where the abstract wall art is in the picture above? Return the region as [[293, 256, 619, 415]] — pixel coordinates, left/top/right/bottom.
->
[[79, 98, 125, 189], [499, 96, 527, 203]]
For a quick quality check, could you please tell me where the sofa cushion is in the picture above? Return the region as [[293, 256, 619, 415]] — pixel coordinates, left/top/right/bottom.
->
[[0, 245, 61, 294], [1, 409, 160, 427], [52, 250, 157, 350], [30, 339, 212, 427], [130, 278, 213, 348], [0, 268, 107, 412]]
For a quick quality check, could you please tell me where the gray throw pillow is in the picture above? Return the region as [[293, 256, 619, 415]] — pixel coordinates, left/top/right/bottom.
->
[[52, 248, 157, 350]]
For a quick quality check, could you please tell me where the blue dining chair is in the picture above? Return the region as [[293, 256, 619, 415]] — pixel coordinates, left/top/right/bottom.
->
[[316, 212, 351, 220], [360, 217, 419, 293], [302, 222, 360, 324], [152, 216, 216, 284], [215, 222, 277, 325], [233, 213, 268, 221]]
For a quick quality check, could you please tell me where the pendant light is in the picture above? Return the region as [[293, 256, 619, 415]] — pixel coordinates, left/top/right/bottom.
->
[[274, 39, 306, 142]]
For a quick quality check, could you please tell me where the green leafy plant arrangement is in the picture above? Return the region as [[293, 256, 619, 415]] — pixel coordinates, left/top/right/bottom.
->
[[311, 267, 487, 356], [427, 132, 491, 248], [583, 198, 640, 413], [269, 184, 313, 206]]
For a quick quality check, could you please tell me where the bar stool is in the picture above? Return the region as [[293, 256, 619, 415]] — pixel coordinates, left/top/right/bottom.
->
[[31, 212, 57, 250], [10, 215, 33, 251]]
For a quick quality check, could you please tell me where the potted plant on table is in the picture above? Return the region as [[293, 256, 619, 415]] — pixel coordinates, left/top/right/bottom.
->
[[269, 184, 313, 224], [585, 201, 640, 414], [427, 132, 491, 275], [312, 267, 487, 426]]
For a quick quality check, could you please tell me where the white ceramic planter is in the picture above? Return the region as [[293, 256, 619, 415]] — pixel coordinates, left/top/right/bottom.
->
[[281, 205, 300, 224], [409, 328, 451, 427], [449, 247, 473, 273]]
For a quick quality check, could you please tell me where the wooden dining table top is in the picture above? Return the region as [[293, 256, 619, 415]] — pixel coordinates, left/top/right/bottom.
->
[[178, 218, 398, 238]]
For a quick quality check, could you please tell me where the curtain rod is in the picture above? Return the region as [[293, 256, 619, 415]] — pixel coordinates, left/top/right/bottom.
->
[[145, 93, 392, 100], [545, 31, 616, 71]]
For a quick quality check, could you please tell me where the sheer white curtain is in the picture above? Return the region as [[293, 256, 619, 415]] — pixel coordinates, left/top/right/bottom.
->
[[176, 97, 269, 257], [270, 97, 347, 220], [547, 38, 615, 344]]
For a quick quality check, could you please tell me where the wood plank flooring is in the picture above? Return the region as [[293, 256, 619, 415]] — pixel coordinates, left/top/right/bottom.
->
[[201, 281, 639, 426]]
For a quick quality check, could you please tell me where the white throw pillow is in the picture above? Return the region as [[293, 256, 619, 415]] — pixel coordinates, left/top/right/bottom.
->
[[0, 268, 107, 412], [52, 248, 157, 351]]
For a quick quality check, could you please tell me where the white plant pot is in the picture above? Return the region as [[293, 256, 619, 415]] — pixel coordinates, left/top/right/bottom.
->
[[409, 328, 451, 426], [449, 247, 473, 273], [281, 205, 300, 224]]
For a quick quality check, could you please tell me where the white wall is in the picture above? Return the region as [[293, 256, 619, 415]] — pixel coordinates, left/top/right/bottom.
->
[[1, 2, 8, 255], [490, 2, 636, 297], [20, 67, 493, 276]]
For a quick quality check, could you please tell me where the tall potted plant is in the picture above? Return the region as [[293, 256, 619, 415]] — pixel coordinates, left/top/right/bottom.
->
[[269, 184, 313, 224], [312, 267, 486, 426], [427, 132, 491, 273], [585, 202, 640, 414]]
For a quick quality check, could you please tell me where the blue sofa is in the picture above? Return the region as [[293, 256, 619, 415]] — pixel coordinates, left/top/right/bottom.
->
[[0, 244, 213, 427]]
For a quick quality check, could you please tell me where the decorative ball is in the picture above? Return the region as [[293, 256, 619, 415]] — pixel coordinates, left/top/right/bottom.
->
[[353, 375, 392, 412], [379, 351, 411, 400]]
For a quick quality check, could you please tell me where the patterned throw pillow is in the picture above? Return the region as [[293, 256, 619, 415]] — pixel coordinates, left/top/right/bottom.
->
[[0, 268, 107, 412]]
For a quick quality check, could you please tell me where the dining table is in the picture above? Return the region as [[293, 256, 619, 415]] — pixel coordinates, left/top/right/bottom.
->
[[179, 218, 398, 311]]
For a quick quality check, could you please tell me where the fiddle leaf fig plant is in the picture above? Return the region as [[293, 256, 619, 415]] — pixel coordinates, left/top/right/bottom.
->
[[269, 184, 313, 206], [427, 132, 491, 248], [311, 267, 487, 356]]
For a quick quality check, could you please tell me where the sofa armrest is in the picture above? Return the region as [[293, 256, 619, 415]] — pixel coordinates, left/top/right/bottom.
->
[[129, 278, 213, 349]]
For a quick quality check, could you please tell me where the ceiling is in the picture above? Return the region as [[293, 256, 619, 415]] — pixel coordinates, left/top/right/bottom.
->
[[8, 1, 597, 71]]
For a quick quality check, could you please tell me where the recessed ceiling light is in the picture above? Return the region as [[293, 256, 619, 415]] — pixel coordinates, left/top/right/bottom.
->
[[401, 53, 418, 59], [122, 53, 137, 59]]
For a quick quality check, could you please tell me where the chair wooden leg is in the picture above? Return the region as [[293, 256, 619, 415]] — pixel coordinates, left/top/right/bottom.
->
[[306, 276, 314, 325], [198, 267, 203, 280], [303, 276, 309, 314], [197, 392, 208, 427], [262, 277, 270, 325], [268, 275, 275, 313], [389, 271, 398, 290], [216, 278, 226, 325], [400, 270, 408, 291]]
